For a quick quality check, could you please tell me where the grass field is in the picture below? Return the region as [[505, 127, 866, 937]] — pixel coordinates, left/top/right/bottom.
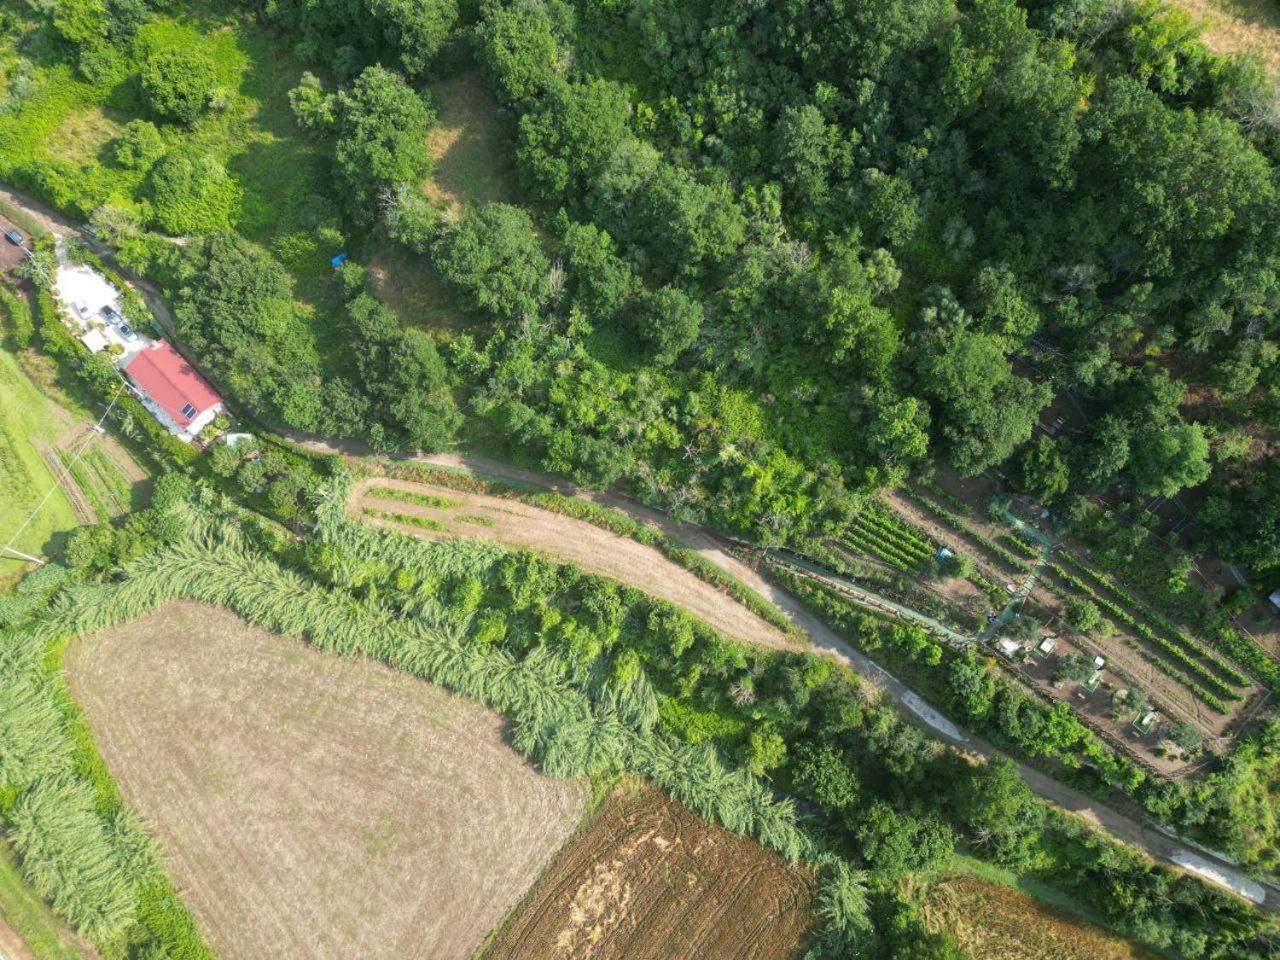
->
[[0, 333, 81, 580], [424, 70, 517, 213], [481, 782, 815, 960], [65, 601, 587, 960], [913, 857, 1159, 960], [919, 873, 1156, 960], [370, 70, 516, 334]]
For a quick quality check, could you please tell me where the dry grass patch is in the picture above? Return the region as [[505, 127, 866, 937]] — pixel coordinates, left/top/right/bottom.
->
[[482, 783, 815, 960], [43, 108, 123, 166], [367, 244, 472, 334], [920, 874, 1156, 960], [351, 476, 796, 651], [65, 601, 587, 960], [424, 70, 517, 212], [1170, 0, 1280, 74]]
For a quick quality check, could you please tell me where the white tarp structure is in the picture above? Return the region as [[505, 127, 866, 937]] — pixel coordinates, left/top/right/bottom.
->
[[79, 328, 109, 353]]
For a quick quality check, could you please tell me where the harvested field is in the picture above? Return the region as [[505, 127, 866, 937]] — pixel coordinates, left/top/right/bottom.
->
[[920, 874, 1155, 960], [65, 601, 586, 960], [483, 783, 815, 960], [351, 476, 795, 651]]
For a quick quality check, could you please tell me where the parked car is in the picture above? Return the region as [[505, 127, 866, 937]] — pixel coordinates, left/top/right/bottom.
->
[[73, 301, 90, 319], [4, 229, 23, 246], [118, 321, 139, 342], [100, 305, 120, 323]]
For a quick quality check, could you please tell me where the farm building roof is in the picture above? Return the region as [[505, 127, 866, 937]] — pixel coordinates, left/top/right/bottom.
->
[[123, 340, 222, 427]]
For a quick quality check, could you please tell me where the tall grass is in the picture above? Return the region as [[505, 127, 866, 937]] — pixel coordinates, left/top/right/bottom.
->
[[44, 510, 811, 865], [0, 584, 214, 959]]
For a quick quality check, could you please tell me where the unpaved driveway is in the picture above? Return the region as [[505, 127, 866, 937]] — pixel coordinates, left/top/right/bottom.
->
[[352, 476, 794, 651], [0, 919, 38, 960]]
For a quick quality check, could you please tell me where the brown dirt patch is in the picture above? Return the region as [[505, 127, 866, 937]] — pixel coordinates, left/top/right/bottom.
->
[[65, 601, 586, 960], [0, 919, 39, 960], [483, 783, 815, 960], [921, 874, 1156, 960], [351, 476, 795, 651]]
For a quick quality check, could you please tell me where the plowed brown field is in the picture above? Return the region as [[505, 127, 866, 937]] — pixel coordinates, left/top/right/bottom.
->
[[482, 784, 815, 960], [65, 602, 586, 960]]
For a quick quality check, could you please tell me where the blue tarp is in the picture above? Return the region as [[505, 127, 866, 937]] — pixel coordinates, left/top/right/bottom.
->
[[330, 252, 349, 268]]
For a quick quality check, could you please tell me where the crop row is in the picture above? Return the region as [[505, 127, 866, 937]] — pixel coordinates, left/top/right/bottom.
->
[[1048, 564, 1236, 712], [1062, 554, 1275, 691], [910, 494, 1033, 572], [1000, 532, 1041, 560], [364, 485, 460, 510], [848, 520, 931, 565], [361, 506, 447, 533], [1058, 552, 1250, 688], [856, 507, 934, 556], [843, 529, 922, 573]]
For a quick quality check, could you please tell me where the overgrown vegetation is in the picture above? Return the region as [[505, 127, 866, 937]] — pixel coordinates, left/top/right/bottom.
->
[[2, 474, 1273, 959]]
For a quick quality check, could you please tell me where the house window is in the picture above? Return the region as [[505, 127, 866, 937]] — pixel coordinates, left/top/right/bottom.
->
[[180, 403, 198, 419]]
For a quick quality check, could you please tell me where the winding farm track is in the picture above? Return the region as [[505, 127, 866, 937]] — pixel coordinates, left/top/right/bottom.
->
[[351, 475, 794, 651], [0, 181, 1269, 915]]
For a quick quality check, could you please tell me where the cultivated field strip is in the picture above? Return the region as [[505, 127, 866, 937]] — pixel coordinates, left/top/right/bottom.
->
[[483, 784, 814, 960], [350, 477, 794, 651], [65, 602, 586, 960]]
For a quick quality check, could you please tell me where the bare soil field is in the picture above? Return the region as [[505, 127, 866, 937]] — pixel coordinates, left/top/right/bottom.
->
[[920, 874, 1156, 960], [482, 783, 815, 960], [351, 476, 795, 651], [65, 602, 586, 960]]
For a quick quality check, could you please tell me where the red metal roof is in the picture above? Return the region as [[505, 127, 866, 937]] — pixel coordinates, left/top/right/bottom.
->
[[124, 340, 222, 428]]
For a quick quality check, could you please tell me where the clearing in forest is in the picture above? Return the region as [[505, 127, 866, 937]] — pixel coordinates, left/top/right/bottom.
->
[[920, 873, 1157, 960], [481, 783, 815, 960], [1169, 0, 1280, 75], [351, 476, 795, 651], [65, 602, 586, 960], [424, 70, 517, 212]]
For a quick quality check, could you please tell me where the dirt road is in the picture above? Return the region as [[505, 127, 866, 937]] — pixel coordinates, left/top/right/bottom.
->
[[0, 919, 37, 960], [352, 477, 794, 651]]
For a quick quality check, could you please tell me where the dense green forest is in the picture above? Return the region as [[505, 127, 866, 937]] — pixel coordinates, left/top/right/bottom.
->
[[2, 0, 1276, 575]]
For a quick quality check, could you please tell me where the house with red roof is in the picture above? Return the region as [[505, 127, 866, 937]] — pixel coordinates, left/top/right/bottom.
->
[[122, 340, 224, 442]]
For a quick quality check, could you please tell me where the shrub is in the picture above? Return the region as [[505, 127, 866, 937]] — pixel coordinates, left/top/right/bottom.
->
[[113, 119, 167, 170], [140, 50, 219, 125], [148, 150, 239, 235]]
